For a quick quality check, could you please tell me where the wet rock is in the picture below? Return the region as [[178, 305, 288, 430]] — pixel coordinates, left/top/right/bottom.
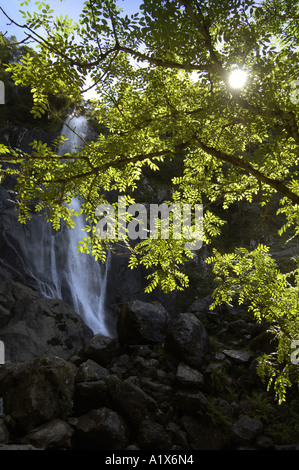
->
[[117, 300, 171, 345]]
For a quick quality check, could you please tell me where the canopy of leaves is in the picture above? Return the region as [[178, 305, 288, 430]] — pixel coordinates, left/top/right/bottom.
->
[[0, 0, 299, 402]]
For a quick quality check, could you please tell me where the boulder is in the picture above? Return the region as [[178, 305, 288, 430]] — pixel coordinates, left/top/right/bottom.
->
[[0, 280, 93, 362], [223, 349, 253, 364], [167, 313, 209, 367], [137, 420, 172, 450], [0, 355, 76, 434], [106, 375, 157, 426], [21, 419, 74, 450], [83, 334, 120, 366], [117, 300, 171, 345], [174, 390, 207, 414], [176, 362, 204, 387], [231, 414, 263, 444], [74, 380, 112, 415], [75, 359, 109, 383], [74, 407, 128, 450], [0, 418, 9, 444]]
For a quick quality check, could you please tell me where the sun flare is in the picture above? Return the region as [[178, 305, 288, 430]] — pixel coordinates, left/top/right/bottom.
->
[[228, 69, 248, 89]]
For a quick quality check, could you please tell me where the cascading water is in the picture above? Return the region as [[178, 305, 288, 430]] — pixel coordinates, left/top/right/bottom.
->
[[16, 113, 111, 336]]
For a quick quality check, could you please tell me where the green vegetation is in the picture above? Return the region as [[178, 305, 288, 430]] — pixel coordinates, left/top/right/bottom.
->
[[0, 34, 75, 129], [0, 0, 299, 403]]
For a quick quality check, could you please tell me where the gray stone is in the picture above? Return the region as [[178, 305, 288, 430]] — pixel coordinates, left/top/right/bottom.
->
[[223, 349, 253, 364], [22, 419, 74, 449], [232, 414, 263, 443], [74, 380, 111, 414], [0, 418, 9, 444], [106, 375, 157, 425], [167, 313, 209, 367], [75, 359, 109, 383], [174, 390, 207, 414], [117, 300, 171, 345], [137, 420, 172, 450], [176, 362, 204, 387], [0, 355, 76, 434], [0, 444, 41, 450], [74, 407, 128, 450], [0, 280, 93, 363], [84, 334, 120, 366]]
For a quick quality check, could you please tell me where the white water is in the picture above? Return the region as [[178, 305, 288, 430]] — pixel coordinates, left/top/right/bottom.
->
[[20, 113, 111, 336]]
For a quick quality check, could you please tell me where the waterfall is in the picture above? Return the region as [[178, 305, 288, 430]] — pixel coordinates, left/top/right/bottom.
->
[[17, 113, 111, 336]]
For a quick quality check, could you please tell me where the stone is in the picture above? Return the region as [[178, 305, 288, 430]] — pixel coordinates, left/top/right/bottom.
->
[[74, 407, 128, 450], [223, 349, 253, 364], [256, 434, 274, 449], [0, 444, 41, 450], [74, 380, 112, 415], [117, 300, 171, 345], [176, 362, 204, 387], [174, 390, 207, 414], [106, 375, 157, 425], [140, 378, 173, 402], [137, 420, 172, 450], [0, 418, 9, 444], [181, 415, 225, 450], [21, 419, 74, 450], [0, 280, 93, 362], [167, 313, 209, 367], [84, 334, 120, 366], [0, 355, 76, 434], [75, 359, 109, 383], [189, 296, 212, 314], [231, 414, 263, 443]]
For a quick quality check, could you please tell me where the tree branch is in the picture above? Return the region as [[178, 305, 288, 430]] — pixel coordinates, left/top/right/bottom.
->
[[195, 138, 299, 204]]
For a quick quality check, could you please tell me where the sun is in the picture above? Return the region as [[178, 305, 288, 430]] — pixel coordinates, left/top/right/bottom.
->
[[228, 69, 248, 89]]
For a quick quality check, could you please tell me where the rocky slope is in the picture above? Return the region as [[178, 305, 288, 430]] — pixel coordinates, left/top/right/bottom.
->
[[0, 295, 299, 451]]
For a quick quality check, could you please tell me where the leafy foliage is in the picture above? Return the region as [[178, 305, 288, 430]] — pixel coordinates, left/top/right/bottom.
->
[[206, 245, 299, 403], [0, 0, 299, 401]]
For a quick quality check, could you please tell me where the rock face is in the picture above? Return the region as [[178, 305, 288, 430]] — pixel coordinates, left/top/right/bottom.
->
[[0, 279, 93, 362], [117, 299, 171, 345]]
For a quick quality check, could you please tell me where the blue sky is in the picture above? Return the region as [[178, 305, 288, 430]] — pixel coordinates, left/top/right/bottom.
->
[[1, 0, 143, 99], [1, 0, 142, 40]]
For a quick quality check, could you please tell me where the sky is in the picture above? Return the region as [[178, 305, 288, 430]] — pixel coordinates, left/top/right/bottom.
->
[[0, 0, 143, 99], [1, 0, 142, 40]]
